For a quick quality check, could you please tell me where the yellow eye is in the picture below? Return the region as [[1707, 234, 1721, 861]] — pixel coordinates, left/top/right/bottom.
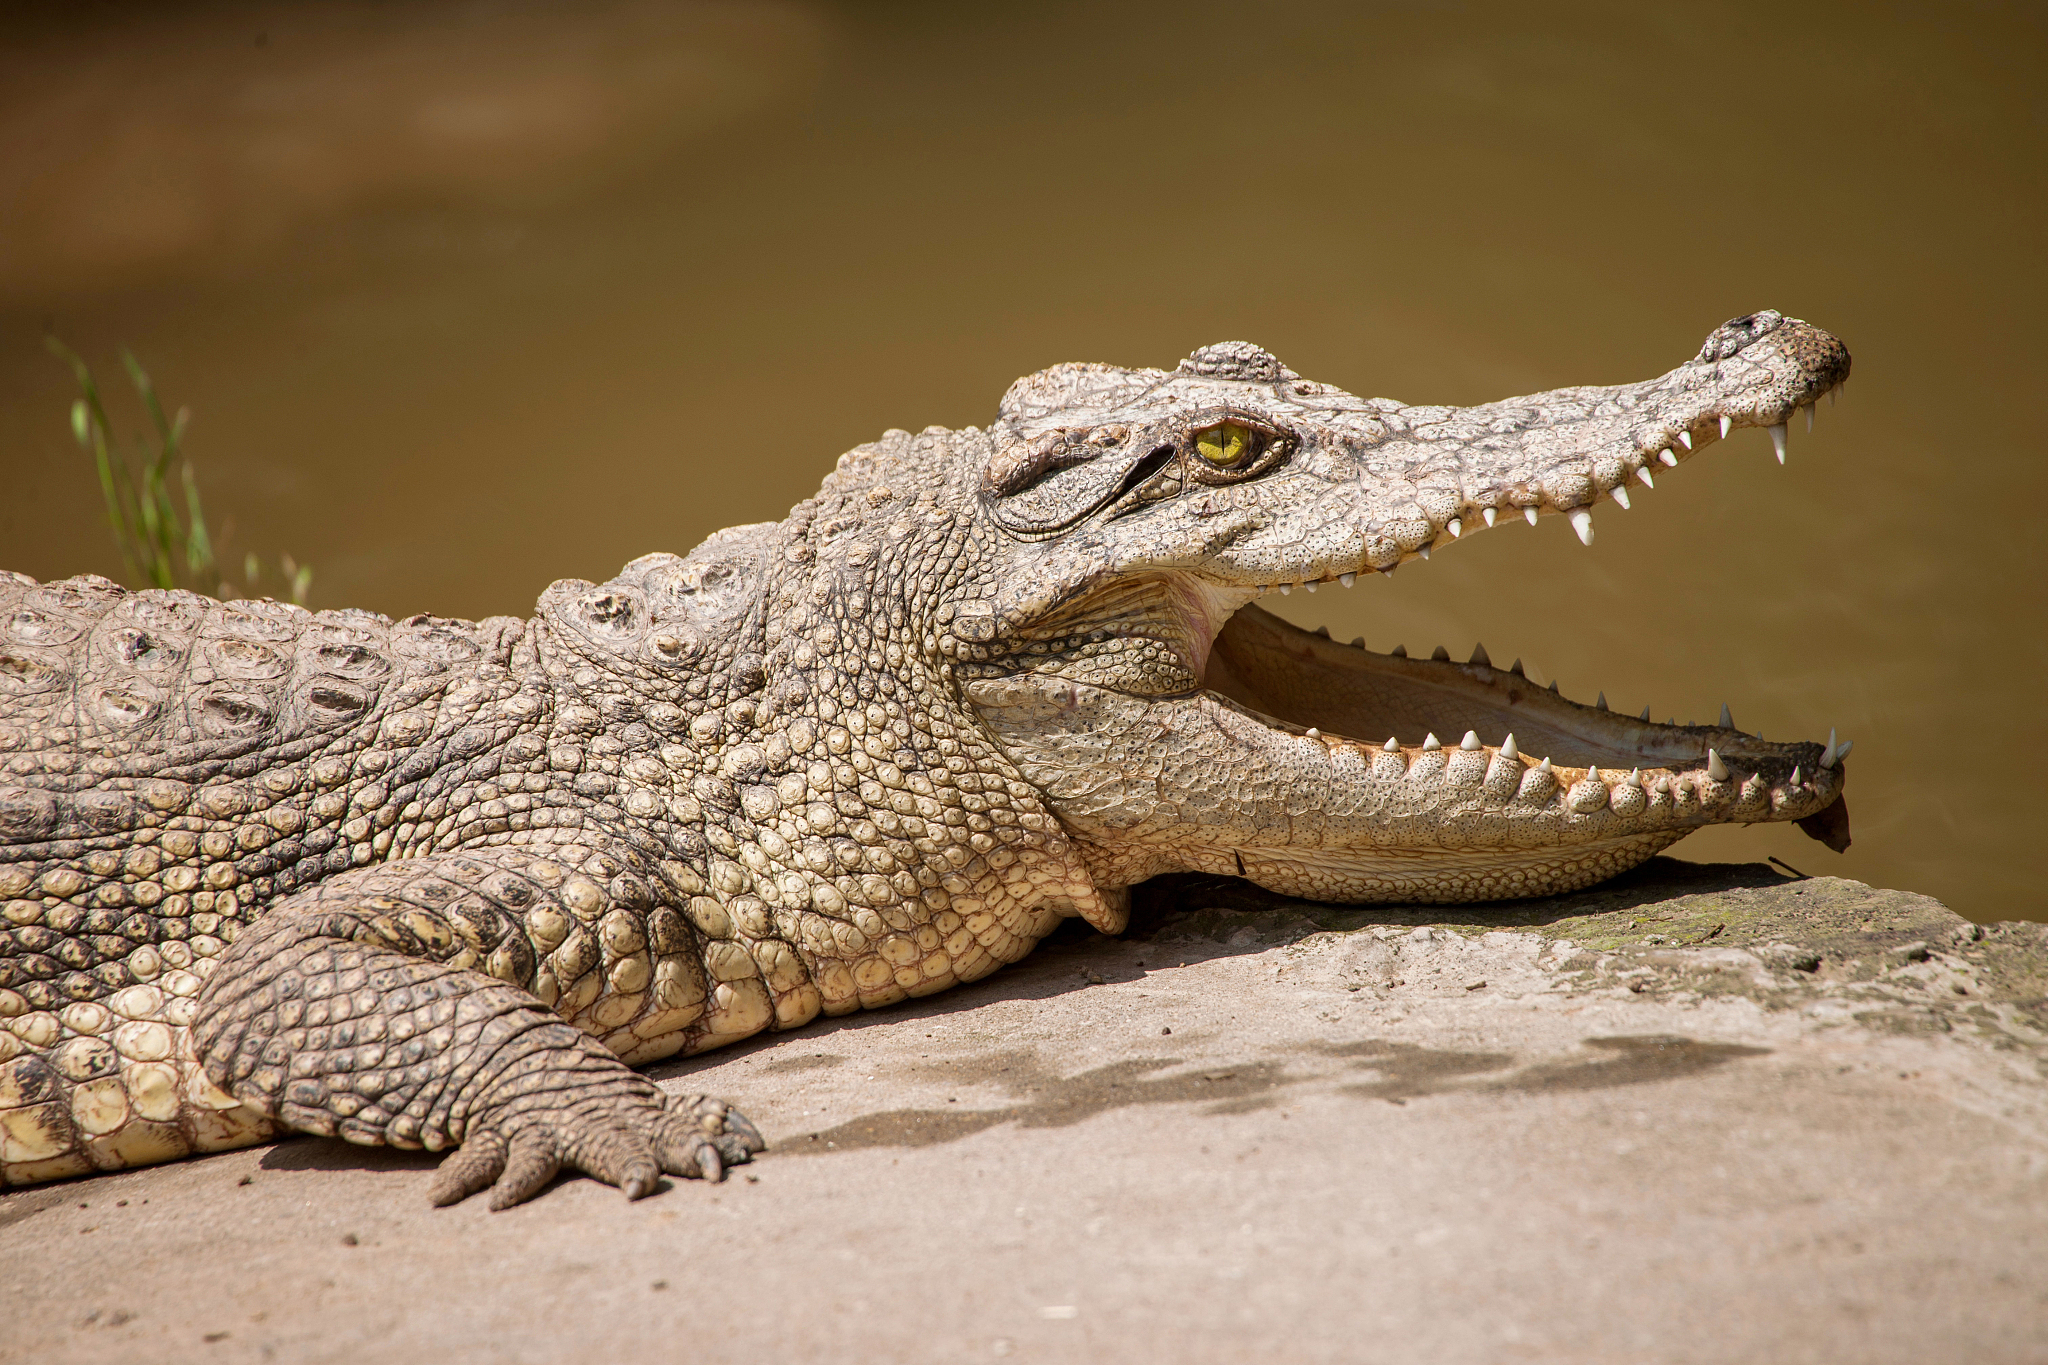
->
[[1195, 421, 1255, 466]]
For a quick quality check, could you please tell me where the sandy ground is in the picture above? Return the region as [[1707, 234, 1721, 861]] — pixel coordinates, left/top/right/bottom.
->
[[4, 860, 2045, 1365]]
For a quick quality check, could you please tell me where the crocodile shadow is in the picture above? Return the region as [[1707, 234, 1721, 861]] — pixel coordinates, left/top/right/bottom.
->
[[768, 1033, 1772, 1156]]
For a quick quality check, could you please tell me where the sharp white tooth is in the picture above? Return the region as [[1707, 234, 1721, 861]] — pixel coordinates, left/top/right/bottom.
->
[[1610, 486, 1631, 509], [1789, 765, 1803, 786], [1587, 766, 1601, 783], [1548, 680, 1561, 694], [1569, 508, 1594, 545], [1719, 703, 1734, 729], [1278, 584, 1291, 595], [1305, 727, 1320, 739], [1679, 431, 1694, 450], [1836, 739, 1853, 761], [1509, 658, 1525, 676], [1821, 729, 1839, 767], [1595, 691, 1607, 710], [1803, 403, 1814, 433], [1659, 448, 1678, 467], [1469, 643, 1491, 667], [1768, 423, 1788, 464], [1483, 507, 1498, 528], [1314, 625, 1330, 637], [1391, 644, 1407, 657], [1638, 706, 1650, 721], [1340, 572, 1356, 587], [1430, 645, 1450, 661], [1350, 636, 1365, 647], [1524, 507, 1540, 527], [1460, 731, 1482, 751], [1422, 733, 1442, 751], [1418, 546, 1431, 560], [1303, 579, 1316, 592], [1383, 736, 1400, 752], [1636, 467, 1655, 488], [1718, 416, 1731, 439], [1537, 757, 1553, 776], [1707, 749, 1729, 781], [1828, 387, 1837, 407], [1382, 562, 1397, 576], [1447, 518, 1462, 538], [1625, 768, 1642, 788], [1500, 734, 1518, 759]]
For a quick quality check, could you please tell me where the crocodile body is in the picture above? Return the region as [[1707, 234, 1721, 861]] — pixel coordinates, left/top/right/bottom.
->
[[0, 312, 1852, 1203]]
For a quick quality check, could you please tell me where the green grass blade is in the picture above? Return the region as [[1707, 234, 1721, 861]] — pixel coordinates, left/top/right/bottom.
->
[[181, 463, 214, 579], [53, 338, 312, 605]]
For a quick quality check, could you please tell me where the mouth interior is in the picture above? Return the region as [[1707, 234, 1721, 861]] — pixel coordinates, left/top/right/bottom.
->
[[1198, 600, 1728, 772]]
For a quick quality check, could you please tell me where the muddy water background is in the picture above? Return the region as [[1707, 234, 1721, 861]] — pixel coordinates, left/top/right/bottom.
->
[[0, 2, 2040, 919]]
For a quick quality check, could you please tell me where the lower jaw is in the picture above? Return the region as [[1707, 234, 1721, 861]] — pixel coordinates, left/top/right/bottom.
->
[[1224, 830, 1689, 904], [969, 605, 1847, 907]]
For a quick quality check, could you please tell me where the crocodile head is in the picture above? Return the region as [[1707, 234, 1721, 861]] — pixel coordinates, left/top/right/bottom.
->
[[928, 311, 1852, 906]]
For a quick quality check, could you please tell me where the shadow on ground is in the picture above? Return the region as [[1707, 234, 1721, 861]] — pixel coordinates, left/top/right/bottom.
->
[[259, 1139, 437, 1178], [770, 1034, 1772, 1156], [1127, 857, 1797, 942]]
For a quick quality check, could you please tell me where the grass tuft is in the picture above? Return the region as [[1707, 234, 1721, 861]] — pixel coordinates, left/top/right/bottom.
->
[[47, 338, 312, 605]]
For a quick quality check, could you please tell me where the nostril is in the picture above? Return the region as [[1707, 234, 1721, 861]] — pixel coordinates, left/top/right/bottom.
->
[[1698, 308, 1785, 362]]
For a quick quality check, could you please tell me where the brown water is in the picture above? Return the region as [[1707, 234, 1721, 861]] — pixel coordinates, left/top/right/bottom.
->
[[1, 1, 2041, 919]]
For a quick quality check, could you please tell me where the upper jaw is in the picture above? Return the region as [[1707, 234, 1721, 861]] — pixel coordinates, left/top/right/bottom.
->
[[972, 313, 1851, 633], [1207, 314, 1852, 585]]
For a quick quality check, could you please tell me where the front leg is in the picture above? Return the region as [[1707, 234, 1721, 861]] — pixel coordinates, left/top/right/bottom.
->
[[193, 845, 763, 1208]]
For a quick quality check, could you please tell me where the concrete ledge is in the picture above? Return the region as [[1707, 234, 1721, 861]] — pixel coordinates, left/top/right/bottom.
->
[[4, 860, 2045, 1364]]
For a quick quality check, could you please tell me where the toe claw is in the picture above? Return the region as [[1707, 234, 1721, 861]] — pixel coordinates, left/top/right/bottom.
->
[[697, 1143, 726, 1183], [714, 1133, 757, 1165], [621, 1164, 658, 1200], [428, 1129, 508, 1208]]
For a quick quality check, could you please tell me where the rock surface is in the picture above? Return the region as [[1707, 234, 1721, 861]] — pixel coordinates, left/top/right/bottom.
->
[[3, 859, 2044, 1364]]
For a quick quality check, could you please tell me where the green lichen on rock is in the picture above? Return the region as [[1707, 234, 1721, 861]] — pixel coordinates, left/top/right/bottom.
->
[[1136, 859, 2048, 1048]]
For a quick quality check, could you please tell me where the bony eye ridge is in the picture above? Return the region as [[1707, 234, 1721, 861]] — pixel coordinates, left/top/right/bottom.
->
[[1194, 421, 1256, 467]]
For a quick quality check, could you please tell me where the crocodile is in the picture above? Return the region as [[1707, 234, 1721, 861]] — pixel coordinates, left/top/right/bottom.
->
[[0, 310, 1852, 1207]]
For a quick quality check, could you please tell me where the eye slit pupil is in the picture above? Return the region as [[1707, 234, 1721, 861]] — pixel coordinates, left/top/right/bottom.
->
[[1196, 421, 1254, 466]]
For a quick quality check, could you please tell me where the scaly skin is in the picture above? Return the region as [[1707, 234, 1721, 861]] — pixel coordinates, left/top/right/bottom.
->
[[0, 311, 1852, 1202]]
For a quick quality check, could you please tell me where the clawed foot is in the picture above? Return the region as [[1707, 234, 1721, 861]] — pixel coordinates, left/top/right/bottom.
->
[[429, 1092, 767, 1210]]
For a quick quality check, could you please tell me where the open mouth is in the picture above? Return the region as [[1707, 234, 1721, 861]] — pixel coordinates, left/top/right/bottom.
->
[[1174, 394, 1853, 856], [1198, 597, 1850, 851]]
